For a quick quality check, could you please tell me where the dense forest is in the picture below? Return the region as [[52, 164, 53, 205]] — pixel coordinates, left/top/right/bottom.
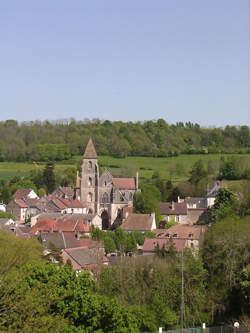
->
[[0, 119, 249, 161]]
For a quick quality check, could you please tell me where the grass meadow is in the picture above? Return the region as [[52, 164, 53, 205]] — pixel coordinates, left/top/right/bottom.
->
[[0, 154, 249, 189]]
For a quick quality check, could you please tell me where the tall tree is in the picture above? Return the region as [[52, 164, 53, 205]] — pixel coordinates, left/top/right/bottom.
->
[[43, 162, 56, 193]]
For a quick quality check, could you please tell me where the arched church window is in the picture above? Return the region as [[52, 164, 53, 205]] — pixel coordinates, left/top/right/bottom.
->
[[88, 161, 92, 170], [102, 192, 109, 203], [88, 177, 92, 187], [87, 192, 93, 202]]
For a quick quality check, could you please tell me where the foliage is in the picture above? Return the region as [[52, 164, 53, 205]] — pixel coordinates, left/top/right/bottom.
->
[[0, 211, 15, 220], [201, 216, 250, 322], [43, 162, 56, 194], [0, 120, 249, 162]]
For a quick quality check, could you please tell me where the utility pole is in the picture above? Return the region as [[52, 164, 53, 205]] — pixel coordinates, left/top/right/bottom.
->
[[180, 249, 184, 333]]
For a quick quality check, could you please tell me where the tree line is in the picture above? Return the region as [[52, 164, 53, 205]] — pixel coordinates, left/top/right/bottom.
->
[[0, 119, 249, 161]]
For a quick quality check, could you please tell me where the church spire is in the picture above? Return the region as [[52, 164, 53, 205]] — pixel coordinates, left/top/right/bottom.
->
[[83, 137, 97, 159]]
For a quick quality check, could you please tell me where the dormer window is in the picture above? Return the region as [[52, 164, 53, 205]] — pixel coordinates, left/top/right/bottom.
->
[[189, 233, 193, 238]]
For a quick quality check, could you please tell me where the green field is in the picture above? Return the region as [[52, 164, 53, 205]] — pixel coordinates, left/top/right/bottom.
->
[[1, 154, 249, 186]]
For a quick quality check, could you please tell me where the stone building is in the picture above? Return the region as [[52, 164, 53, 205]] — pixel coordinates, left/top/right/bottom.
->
[[76, 138, 139, 229]]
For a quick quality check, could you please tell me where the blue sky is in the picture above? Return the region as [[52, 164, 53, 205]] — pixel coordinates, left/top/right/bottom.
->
[[0, 0, 249, 126]]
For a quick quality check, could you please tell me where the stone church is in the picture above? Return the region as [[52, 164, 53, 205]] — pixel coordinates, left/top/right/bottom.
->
[[76, 138, 139, 229]]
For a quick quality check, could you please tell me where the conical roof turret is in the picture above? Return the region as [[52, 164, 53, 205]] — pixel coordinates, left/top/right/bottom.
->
[[83, 137, 97, 159]]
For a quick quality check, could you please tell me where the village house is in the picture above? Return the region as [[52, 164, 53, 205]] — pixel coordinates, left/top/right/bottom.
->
[[142, 224, 206, 255], [7, 199, 28, 222], [155, 224, 206, 251], [120, 213, 156, 232], [30, 215, 91, 236], [13, 188, 39, 200], [159, 201, 188, 224], [39, 232, 103, 251], [30, 212, 102, 230], [52, 186, 74, 200], [143, 238, 186, 255], [7, 188, 40, 222], [61, 246, 108, 274], [45, 196, 86, 214]]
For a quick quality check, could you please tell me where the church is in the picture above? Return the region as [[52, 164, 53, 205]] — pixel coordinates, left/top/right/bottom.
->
[[76, 138, 139, 229]]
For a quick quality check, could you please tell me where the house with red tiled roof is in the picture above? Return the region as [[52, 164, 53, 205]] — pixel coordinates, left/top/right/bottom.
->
[[30, 216, 91, 236], [75, 138, 140, 230], [7, 199, 28, 222], [13, 188, 39, 200], [120, 213, 156, 232], [153, 224, 207, 252], [143, 238, 186, 254]]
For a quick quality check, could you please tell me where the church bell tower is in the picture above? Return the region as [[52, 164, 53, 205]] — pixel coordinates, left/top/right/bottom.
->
[[80, 138, 99, 214]]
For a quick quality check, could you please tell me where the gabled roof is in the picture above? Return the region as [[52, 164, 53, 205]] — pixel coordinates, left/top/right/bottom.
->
[[59, 198, 86, 209], [120, 213, 154, 231], [159, 202, 187, 215], [39, 232, 101, 250], [83, 137, 97, 159], [30, 216, 90, 234], [13, 188, 34, 200], [113, 178, 136, 190], [143, 238, 186, 253], [14, 199, 28, 209], [62, 247, 108, 270], [154, 224, 207, 240]]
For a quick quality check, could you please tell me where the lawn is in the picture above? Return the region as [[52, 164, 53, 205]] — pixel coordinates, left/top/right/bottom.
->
[[0, 162, 73, 180], [1, 153, 249, 186]]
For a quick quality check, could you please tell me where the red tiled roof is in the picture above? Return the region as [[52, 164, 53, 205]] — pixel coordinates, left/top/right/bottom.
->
[[30, 219, 56, 234], [154, 224, 207, 240], [113, 178, 136, 190], [120, 213, 154, 231], [13, 188, 33, 200], [159, 202, 187, 215], [59, 198, 85, 209], [143, 238, 186, 253], [14, 199, 28, 208], [30, 217, 90, 234], [50, 198, 67, 210]]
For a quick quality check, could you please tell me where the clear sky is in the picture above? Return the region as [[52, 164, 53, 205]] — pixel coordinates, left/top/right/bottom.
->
[[0, 0, 249, 126]]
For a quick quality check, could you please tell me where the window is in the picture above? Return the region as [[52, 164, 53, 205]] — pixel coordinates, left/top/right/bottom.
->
[[88, 161, 92, 170], [175, 215, 180, 222], [102, 192, 109, 203], [188, 233, 194, 238], [87, 192, 93, 202], [88, 177, 92, 187], [173, 233, 177, 238]]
